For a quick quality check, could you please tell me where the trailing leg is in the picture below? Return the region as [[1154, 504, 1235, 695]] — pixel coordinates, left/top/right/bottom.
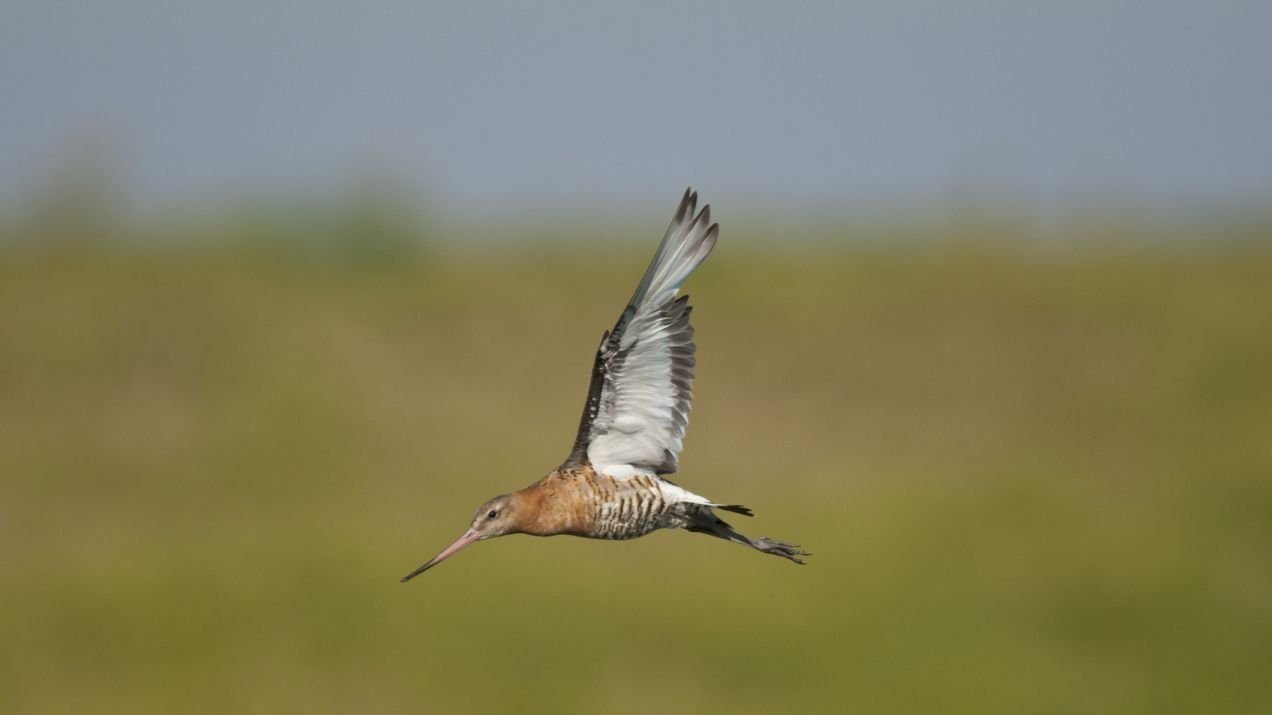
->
[[685, 507, 809, 565]]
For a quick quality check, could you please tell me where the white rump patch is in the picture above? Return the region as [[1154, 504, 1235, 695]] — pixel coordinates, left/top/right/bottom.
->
[[600, 463, 655, 479]]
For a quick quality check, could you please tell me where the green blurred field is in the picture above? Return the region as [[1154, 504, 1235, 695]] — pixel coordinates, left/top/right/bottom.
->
[[2, 223, 1270, 713]]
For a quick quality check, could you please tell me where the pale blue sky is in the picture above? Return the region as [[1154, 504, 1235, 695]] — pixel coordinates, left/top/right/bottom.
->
[[3, 1, 1270, 216]]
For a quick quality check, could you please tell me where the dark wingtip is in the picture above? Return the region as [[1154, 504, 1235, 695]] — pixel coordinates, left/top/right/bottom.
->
[[717, 504, 754, 517], [675, 187, 697, 223]]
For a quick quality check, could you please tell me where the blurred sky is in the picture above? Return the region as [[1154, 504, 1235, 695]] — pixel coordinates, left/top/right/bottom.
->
[[3, 1, 1270, 216]]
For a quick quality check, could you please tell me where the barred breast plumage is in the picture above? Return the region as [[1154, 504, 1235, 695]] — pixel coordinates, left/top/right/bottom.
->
[[578, 469, 672, 540]]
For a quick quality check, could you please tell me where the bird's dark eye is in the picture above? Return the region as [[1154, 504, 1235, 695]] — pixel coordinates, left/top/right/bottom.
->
[[487, 510, 498, 520]]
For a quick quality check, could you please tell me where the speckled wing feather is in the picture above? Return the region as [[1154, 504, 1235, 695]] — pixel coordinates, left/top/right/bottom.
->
[[562, 188, 719, 477]]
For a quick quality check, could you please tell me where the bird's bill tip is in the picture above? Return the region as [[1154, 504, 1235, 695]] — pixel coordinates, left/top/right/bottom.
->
[[400, 527, 481, 582]]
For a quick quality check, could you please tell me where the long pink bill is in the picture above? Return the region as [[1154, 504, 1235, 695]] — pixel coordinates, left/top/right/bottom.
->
[[400, 528, 481, 582]]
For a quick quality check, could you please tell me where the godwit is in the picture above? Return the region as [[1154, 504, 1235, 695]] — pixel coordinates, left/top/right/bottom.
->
[[401, 188, 808, 581]]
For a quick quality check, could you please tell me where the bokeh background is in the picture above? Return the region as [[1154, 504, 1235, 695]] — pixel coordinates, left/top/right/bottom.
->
[[3, 2, 1271, 713]]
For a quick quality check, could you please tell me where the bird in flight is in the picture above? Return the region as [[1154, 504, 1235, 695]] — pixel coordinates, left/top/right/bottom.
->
[[401, 188, 808, 581]]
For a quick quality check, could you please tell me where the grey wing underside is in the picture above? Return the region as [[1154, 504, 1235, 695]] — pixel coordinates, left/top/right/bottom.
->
[[563, 188, 719, 477]]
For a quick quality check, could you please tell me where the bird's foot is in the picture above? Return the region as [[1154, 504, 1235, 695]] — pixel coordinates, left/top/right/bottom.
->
[[754, 537, 810, 565]]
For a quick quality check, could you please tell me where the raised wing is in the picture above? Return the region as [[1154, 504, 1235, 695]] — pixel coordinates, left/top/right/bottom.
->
[[562, 188, 719, 478]]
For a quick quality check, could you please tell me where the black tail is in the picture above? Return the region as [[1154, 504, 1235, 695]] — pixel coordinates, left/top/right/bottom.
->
[[687, 506, 808, 565], [716, 504, 754, 517]]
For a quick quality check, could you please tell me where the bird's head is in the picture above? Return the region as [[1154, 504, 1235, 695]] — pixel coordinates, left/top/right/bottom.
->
[[400, 493, 523, 581]]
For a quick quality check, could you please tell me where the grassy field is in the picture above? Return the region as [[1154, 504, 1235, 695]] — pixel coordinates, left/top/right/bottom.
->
[[1, 222, 1270, 713]]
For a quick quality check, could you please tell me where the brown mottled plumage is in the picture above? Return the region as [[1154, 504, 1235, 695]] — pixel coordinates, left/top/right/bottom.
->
[[401, 189, 808, 582]]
